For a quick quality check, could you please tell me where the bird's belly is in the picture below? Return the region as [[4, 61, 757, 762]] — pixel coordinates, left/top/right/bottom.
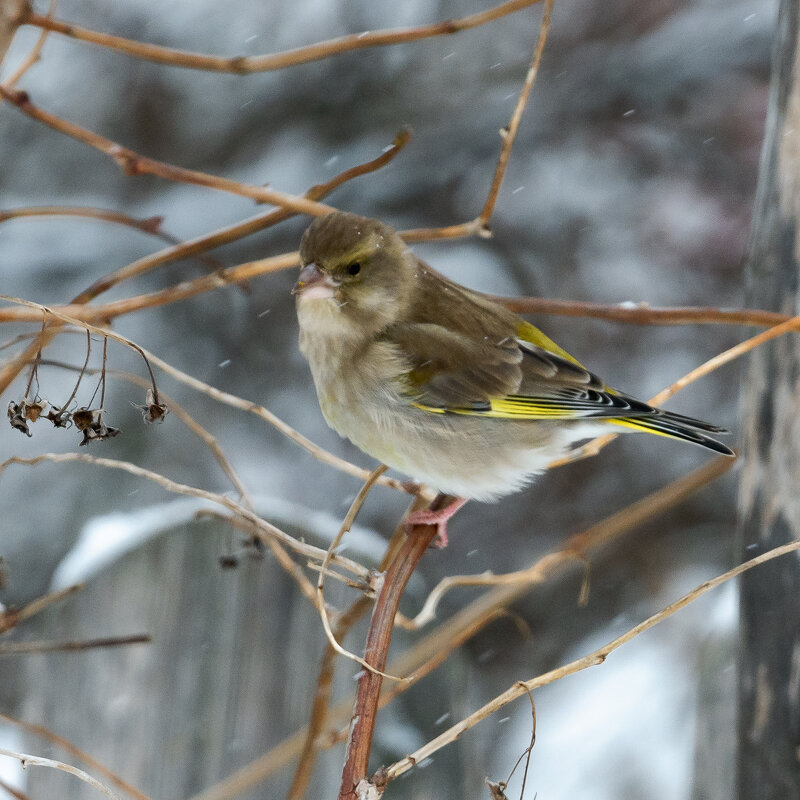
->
[[321, 387, 592, 502]]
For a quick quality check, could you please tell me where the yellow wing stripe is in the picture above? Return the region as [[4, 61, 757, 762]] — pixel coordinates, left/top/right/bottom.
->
[[515, 320, 584, 367], [413, 401, 694, 442], [413, 397, 588, 420], [606, 418, 679, 440]]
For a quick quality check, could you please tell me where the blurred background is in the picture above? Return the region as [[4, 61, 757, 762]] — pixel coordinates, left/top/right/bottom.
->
[[0, 0, 776, 797]]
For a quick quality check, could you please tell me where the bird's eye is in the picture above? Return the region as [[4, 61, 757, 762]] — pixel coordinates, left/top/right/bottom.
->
[[347, 262, 362, 276]]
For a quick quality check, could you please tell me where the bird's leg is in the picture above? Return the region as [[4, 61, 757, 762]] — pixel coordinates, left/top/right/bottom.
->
[[404, 495, 467, 548]]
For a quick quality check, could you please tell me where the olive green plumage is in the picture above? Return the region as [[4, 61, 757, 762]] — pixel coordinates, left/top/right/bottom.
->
[[294, 211, 733, 501]]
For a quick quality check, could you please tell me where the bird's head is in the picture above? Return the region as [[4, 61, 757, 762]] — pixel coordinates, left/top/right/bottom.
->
[[294, 212, 414, 335]]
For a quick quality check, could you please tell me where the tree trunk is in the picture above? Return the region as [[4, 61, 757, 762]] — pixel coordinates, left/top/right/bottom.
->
[[737, 0, 800, 797]]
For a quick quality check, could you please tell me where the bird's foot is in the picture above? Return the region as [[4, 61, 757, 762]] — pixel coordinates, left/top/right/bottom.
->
[[404, 497, 467, 548]]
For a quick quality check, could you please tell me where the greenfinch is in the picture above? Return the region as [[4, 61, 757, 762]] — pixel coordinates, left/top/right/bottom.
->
[[294, 212, 733, 542]]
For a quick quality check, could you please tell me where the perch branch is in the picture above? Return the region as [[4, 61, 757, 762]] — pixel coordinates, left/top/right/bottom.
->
[[337, 494, 451, 800], [288, 516, 419, 800]]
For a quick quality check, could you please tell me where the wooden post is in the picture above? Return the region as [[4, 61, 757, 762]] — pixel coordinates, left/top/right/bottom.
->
[[738, 0, 800, 797]]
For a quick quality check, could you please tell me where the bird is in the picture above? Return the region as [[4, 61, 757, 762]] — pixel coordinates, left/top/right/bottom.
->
[[293, 211, 734, 545]]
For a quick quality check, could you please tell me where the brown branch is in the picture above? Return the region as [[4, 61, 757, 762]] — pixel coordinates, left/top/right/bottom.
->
[[0, 0, 27, 68], [0, 204, 228, 273], [0, 583, 81, 633], [21, 0, 541, 74], [0, 132, 409, 395], [385, 539, 800, 783], [0, 0, 56, 88], [0, 83, 335, 216], [288, 596, 374, 800], [492, 295, 791, 327], [338, 494, 451, 800], [70, 128, 410, 304], [0, 634, 151, 656]]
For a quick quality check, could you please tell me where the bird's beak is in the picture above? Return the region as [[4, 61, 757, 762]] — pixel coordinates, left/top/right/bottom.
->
[[292, 263, 338, 299]]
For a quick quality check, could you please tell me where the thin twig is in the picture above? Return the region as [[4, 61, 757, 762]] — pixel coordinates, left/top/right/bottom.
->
[[0, 775, 33, 800], [0, 84, 336, 216], [0, 0, 27, 68], [38, 358, 254, 507], [0, 713, 152, 800], [403, 455, 733, 627], [317, 465, 401, 679], [10, 583, 82, 625], [0, 634, 151, 656], [0, 295, 162, 403], [385, 539, 800, 782], [21, 0, 541, 74], [478, 0, 553, 228], [0, 204, 229, 272], [0, 453, 372, 581], [0, 0, 56, 89], [0, 748, 122, 799], [140, 347, 409, 493]]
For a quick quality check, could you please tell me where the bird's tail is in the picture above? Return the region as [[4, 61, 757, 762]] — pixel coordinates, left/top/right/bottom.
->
[[610, 410, 735, 455]]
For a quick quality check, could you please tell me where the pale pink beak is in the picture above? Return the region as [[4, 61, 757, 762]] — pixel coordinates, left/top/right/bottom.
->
[[292, 263, 337, 299]]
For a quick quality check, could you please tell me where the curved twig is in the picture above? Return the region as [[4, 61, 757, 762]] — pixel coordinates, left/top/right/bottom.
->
[[21, 0, 541, 74]]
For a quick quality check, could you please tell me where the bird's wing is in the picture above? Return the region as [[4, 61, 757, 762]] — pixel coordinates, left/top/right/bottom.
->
[[387, 319, 729, 428], [385, 286, 733, 453], [384, 321, 523, 407], [385, 319, 623, 416]]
